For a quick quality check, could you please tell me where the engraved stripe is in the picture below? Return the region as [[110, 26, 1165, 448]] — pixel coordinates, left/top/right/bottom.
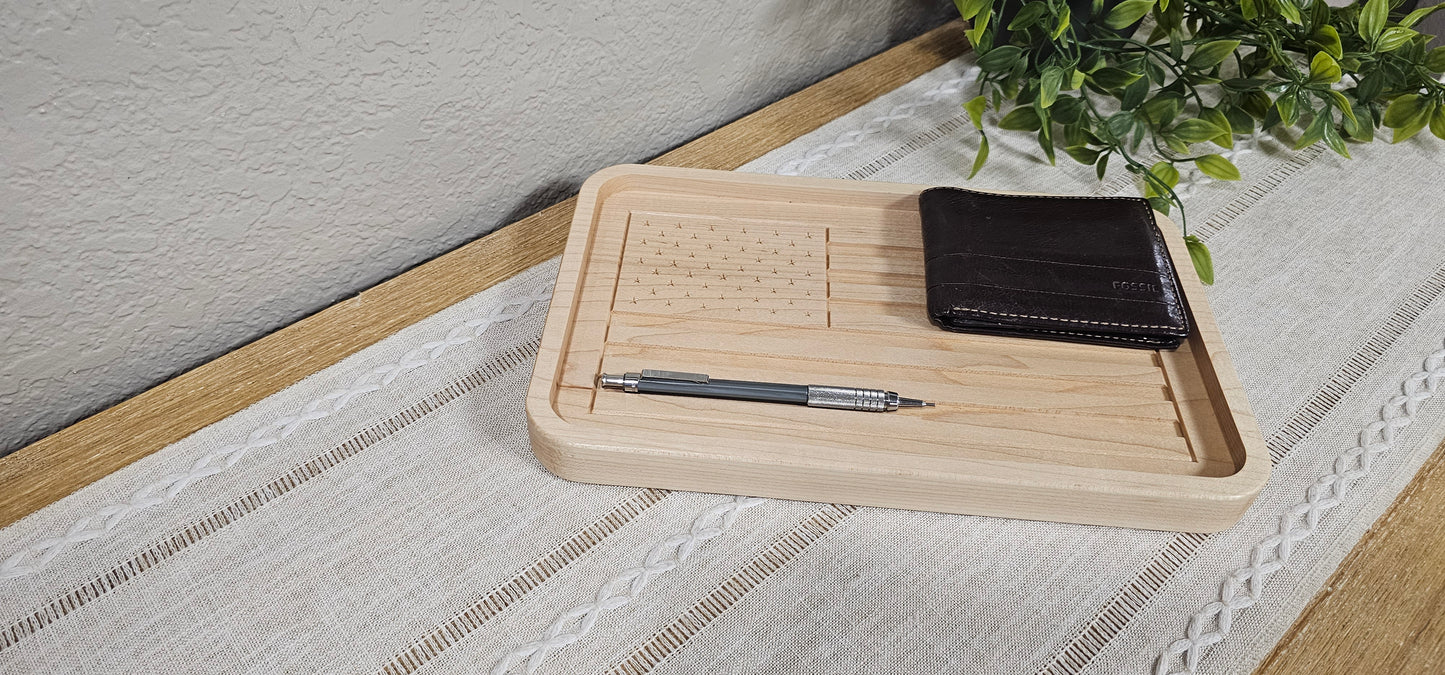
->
[[378, 488, 671, 675], [605, 504, 858, 675], [0, 338, 540, 654], [1034, 260, 1445, 673]]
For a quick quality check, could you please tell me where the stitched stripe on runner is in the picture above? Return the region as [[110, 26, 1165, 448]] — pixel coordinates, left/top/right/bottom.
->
[[0, 339, 541, 654], [1033, 260, 1445, 673], [380, 487, 671, 675], [605, 504, 858, 675]]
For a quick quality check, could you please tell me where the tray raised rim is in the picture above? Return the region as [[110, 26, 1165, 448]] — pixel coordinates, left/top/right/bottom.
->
[[525, 164, 1269, 532]]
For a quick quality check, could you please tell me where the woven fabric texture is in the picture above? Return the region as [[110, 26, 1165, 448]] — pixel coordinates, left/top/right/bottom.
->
[[3, 54, 1444, 675]]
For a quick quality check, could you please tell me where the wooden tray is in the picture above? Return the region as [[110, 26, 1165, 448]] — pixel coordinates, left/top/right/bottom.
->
[[525, 165, 1268, 532]]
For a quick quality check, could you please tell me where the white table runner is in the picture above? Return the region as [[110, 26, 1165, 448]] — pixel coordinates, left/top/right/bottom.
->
[[3, 54, 1444, 675]]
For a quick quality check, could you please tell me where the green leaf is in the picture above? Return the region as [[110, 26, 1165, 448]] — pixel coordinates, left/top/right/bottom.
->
[[1273, 0, 1302, 24], [1090, 67, 1144, 90], [1148, 196, 1172, 214], [1106, 111, 1135, 138], [1195, 154, 1241, 181], [1392, 113, 1430, 143], [977, 45, 1023, 72], [1185, 235, 1214, 285], [1039, 66, 1064, 108], [1009, 1, 1048, 29], [1104, 0, 1154, 29], [969, 135, 990, 179], [1143, 161, 1180, 198], [1224, 105, 1256, 134], [1053, 4, 1072, 39], [1189, 40, 1241, 70], [1294, 111, 1329, 149], [1377, 27, 1418, 52], [1240, 0, 1259, 20], [1383, 94, 1424, 128], [964, 95, 987, 130], [1403, 3, 1445, 28], [1240, 90, 1272, 119], [1172, 119, 1226, 144], [1141, 94, 1184, 125], [1276, 93, 1300, 126], [1313, 25, 1343, 59], [1428, 47, 1445, 72], [1432, 106, 1445, 140], [1359, 0, 1387, 42], [1064, 145, 1100, 165], [1326, 90, 1359, 130], [954, 0, 988, 20], [1096, 152, 1110, 180], [1151, 161, 1180, 189], [1307, 52, 1342, 85], [1120, 75, 1150, 110], [1053, 96, 1083, 124], [1323, 120, 1351, 158], [965, 5, 992, 46], [1346, 101, 1369, 140], [1038, 123, 1056, 165], [1202, 108, 1234, 149], [1169, 31, 1184, 60], [1348, 103, 1376, 141], [998, 106, 1043, 131]]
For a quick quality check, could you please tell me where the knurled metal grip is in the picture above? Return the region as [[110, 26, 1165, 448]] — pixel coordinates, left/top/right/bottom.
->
[[806, 385, 899, 412]]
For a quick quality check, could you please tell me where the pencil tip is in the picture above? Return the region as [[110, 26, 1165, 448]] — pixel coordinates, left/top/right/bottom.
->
[[897, 397, 934, 408]]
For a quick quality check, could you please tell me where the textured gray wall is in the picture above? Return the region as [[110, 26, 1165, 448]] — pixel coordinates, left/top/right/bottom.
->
[[0, 1, 953, 454]]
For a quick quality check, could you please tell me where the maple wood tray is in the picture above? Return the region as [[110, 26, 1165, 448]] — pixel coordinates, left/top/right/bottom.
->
[[525, 165, 1268, 532]]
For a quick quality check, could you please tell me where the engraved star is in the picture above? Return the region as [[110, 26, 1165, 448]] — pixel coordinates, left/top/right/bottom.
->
[[650, 289, 657, 295], [788, 280, 795, 285], [630, 297, 637, 304]]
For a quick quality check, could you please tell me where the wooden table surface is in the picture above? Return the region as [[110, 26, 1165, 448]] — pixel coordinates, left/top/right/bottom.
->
[[2, 20, 1440, 674]]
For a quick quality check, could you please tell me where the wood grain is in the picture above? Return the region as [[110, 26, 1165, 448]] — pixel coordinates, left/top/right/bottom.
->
[[0, 21, 972, 528], [1258, 438, 1445, 675], [526, 165, 1267, 532]]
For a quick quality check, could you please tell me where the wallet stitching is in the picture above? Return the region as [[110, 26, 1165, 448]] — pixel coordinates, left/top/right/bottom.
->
[[926, 251, 1160, 275], [929, 281, 1172, 306], [923, 186, 1191, 331], [1034, 329, 1170, 344], [945, 306, 1185, 331]]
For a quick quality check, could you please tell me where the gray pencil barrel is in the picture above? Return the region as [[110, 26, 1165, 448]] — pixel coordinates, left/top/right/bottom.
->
[[635, 377, 809, 405]]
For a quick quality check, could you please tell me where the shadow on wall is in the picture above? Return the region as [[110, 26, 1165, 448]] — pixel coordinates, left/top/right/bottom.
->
[[0, 0, 956, 457]]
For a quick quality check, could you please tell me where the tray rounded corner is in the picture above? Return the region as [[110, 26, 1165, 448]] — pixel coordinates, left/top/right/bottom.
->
[[524, 398, 591, 481]]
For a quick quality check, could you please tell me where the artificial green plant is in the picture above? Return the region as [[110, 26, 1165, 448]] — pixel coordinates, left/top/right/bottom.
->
[[955, 0, 1445, 282]]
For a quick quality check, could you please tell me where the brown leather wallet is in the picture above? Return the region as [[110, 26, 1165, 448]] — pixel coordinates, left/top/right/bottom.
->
[[919, 187, 1190, 350]]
